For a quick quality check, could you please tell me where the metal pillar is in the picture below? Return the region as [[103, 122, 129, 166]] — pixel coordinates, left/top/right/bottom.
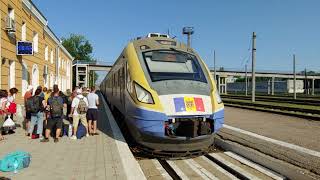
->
[[271, 76, 275, 95], [293, 54, 296, 99], [86, 67, 89, 88], [251, 32, 256, 102], [267, 80, 270, 95], [55, 47, 60, 85], [187, 34, 191, 48], [304, 68, 308, 95], [218, 75, 221, 93], [312, 79, 315, 96], [92, 71, 95, 86], [183, 27, 194, 48], [225, 77, 228, 94], [245, 64, 248, 96]]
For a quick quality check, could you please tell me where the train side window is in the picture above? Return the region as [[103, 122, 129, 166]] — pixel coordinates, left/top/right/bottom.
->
[[126, 63, 133, 94]]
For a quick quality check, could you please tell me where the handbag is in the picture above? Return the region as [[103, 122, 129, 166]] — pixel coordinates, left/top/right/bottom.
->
[[3, 116, 15, 128]]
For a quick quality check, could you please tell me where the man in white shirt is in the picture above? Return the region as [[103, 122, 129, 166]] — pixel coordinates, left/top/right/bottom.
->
[[69, 89, 89, 140], [86, 87, 99, 135]]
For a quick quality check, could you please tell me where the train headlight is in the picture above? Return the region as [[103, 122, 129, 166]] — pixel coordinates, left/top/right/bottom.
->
[[134, 83, 154, 104], [215, 91, 222, 104]]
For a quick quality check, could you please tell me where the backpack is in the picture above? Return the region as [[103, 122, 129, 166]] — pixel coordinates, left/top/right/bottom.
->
[[0, 151, 31, 172], [76, 122, 87, 139], [77, 98, 88, 114], [50, 97, 63, 118], [7, 102, 17, 114], [26, 96, 41, 113]]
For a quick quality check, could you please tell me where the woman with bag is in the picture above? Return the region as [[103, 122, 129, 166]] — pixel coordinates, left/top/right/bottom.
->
[[6, 88, 18, 133]]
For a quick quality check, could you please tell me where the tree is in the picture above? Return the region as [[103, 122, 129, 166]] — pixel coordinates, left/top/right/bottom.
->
[[62, 34, 93, 61], [62, 34, 98, 87]]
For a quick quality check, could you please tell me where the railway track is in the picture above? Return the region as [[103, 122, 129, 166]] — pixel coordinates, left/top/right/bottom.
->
[[221, 95, 320, 106], [223, 99, 320, 115], [138, 150, 285, 180], [101, 93, 319, 180], [107, 95, 287, 179]]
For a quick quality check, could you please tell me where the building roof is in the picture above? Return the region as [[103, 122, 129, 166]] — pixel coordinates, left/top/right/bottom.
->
[[22, 0, 74, 60]]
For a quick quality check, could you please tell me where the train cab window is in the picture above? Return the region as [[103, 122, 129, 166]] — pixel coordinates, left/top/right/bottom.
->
[[143, 50, 207, 83]]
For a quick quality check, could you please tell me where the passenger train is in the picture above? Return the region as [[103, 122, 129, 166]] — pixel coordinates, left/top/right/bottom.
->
[[100, 33, 224, 156]]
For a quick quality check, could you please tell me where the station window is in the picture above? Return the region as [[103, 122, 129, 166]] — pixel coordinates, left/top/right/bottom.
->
[[33, 31, 38, 53], [21, 22, 26, 41], [45, 45, 48, 61], [50, 49, 54, 64], [9, 60, 15, 88], [8, 7, 14, 20], [58, 57, 61, 69]]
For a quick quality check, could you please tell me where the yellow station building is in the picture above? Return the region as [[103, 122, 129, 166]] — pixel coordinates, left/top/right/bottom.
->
[[1, 0, 73, 105]]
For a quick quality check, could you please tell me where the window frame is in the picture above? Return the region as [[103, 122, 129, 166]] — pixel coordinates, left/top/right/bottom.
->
[[44, 45, 48, 61], [33, 31, 39, 53], [142, 50, 208, 83], [21, 22, 26, 41]]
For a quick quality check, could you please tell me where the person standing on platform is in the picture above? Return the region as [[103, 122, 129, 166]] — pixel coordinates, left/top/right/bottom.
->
[[69, 89, 89, 140], [44, 89, 52, 103], [28, 88, 46, 140], [86, 87, 99, 136], [24, 85, 33, 136], [7, 88, 18, 121], [41, 85, 65, 143], [41, 87, 48, 99], [7, 88, 18, 103]]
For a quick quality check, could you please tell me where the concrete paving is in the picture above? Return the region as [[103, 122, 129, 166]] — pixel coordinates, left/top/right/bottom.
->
[[224, 106, 320, 151], [0, 95, 145, 180]]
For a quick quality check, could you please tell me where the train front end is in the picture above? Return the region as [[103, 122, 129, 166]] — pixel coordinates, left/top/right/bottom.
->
[[126, 36, 224, 156]]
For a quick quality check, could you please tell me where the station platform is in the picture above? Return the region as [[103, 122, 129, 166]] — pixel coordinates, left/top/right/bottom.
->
[[0, 95, 145, 180]]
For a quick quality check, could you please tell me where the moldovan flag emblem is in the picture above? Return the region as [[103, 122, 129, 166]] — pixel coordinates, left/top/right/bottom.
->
[[174, 97, 205, 112]]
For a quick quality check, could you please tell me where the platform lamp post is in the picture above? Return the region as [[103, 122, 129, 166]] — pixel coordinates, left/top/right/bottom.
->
[[293, 54, 296, 99], [251, 32, 256, 103], [245, 64, 248, 96], [183, 27, 194, 48], [304, 68, 308, 95]]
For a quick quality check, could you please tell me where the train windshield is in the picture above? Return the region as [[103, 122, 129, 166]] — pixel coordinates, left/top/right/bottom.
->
[[143, 50, 207, 83]]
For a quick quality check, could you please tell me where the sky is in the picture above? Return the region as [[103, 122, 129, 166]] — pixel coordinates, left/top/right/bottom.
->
[[33, 0, 320, 73]]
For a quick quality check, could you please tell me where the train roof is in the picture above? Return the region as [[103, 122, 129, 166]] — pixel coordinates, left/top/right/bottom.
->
[[130, 36, 196, 54]]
